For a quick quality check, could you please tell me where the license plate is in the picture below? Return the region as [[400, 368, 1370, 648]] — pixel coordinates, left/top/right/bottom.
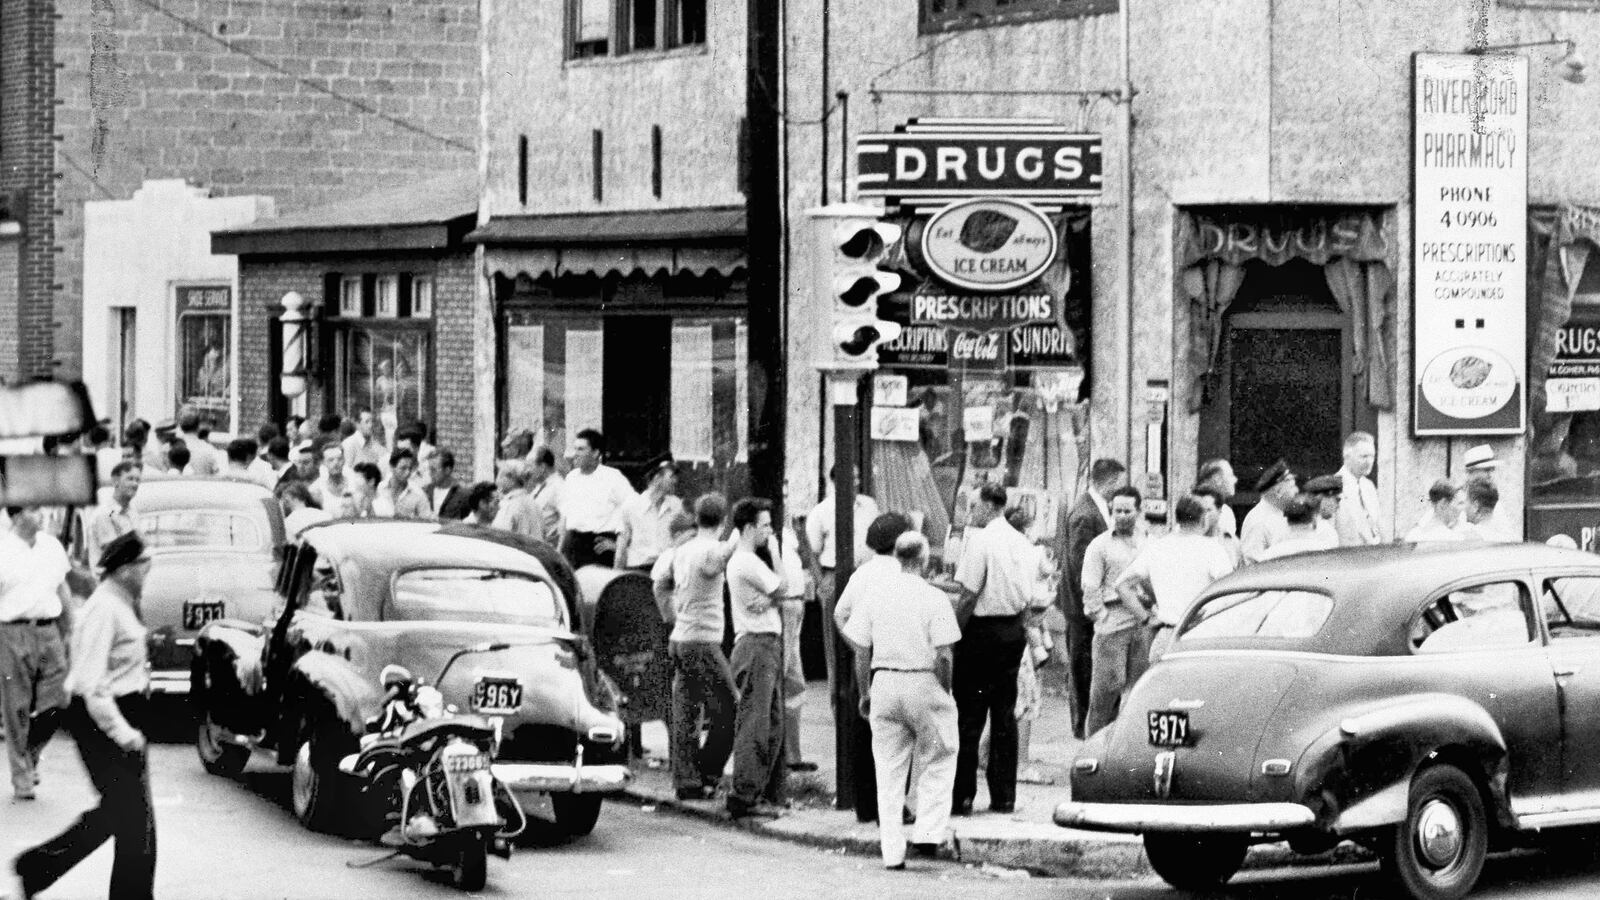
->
[[472, 678, 522, 713], [1147, 710, 1191, 747], [182, 600, 226, 630]]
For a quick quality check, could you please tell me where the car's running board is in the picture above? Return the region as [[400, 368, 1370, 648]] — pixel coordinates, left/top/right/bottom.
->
[[1515, 808, 1600, 830]]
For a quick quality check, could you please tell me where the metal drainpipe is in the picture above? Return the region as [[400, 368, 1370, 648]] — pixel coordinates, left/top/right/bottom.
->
[[1120, 0, 1137, 465]]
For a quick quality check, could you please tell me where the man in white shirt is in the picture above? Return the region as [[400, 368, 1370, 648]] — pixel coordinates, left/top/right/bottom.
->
[[807, 468, 881, 679], [341, 408, 390, 476], [175, 405, 219, 476], [559, 429, 636, 569], [1466, 477, 1515, 542], [1259, 495, 1336, 560], [280, 482, 332, 542], [375, 448, 432, 519], [1196, 458, 1240, 539], [523, 447, 565, 545], [1116, 494, 1237, 662], [1059, 457, 1128, 739], [310, 444, 349, 513], [85, 461, 141, 569], [1405, 479, 1474, 542], [1300, 474, 1344, 550], [1241, 460, 1297, 563], [951, 482, 1034, 816], [1335, 432, 1384, 546], [843, 532, 961, 870], [832, 512, 914, 824], [724, 497, 787, 819], [1080, 486, 1147, 735], [0, 506, 73, 799], [616, 454, 685, 571]]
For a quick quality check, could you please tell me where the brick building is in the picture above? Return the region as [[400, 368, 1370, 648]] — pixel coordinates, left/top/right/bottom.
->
[[213, 173, 482, 473], [0, 0, 478, 395]]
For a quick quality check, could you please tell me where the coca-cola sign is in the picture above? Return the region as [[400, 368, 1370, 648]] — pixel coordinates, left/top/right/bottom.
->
[[949, 330, 1007, 371]]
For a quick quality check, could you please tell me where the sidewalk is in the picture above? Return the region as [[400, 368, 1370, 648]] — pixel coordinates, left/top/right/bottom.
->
[[627, 671, 1148, 877], [625, 670, 1361, 878]]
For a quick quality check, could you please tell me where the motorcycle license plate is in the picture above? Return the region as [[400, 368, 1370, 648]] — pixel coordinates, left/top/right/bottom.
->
[[182, 600, 226, 630], [473, 678, 522, 713], [1147, 710, 1190, 747]]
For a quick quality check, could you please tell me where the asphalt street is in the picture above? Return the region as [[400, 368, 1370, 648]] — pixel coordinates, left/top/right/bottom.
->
[[6, 727, 1600, 899]]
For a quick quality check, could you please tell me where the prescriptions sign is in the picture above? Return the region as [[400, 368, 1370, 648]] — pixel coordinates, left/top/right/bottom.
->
[[1412, 52, 1528, 435]]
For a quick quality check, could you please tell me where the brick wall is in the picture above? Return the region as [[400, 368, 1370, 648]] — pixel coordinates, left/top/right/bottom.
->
[[237, 249, 478, 475], [52, 0, 480, 379], [0, 0, 57, 382]]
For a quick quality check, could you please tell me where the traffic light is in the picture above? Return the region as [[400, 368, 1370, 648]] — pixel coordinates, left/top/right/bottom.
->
[[810, 204, 904, 370]]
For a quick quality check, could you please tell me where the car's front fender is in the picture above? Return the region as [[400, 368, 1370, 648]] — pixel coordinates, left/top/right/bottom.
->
[[1294, 692, 1509, 833], [192, 621, 269, 736]]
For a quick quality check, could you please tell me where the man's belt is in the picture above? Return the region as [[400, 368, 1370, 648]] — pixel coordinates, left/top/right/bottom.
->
[[1, 617, 59, 626]]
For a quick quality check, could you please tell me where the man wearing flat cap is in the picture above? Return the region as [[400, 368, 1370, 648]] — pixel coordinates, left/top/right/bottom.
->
[[616, 452, 685, 572], [14, 530, 157, 900], [1241, 460, 1297, 563], [1303, 474, 1343, 549]]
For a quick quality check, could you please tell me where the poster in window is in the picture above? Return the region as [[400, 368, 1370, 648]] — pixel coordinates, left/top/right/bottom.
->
[[344, 329, 430, 444], [566, 329, 604, 446], [507, 325, 546, 441], [671, 324, 714, 461], [176, 285, 232, 433]]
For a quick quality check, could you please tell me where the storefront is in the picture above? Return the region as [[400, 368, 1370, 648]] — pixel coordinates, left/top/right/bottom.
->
[[473, 207, 750, 496]]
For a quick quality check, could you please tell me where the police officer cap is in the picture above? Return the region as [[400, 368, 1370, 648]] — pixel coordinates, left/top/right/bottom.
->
[[1255, 460, 1294, 493], [1304, 474, 1343, 496], [99, 531, 147, 574]]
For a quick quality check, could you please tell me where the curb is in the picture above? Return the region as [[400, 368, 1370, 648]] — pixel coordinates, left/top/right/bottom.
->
[[622, 785, 1374, 879]]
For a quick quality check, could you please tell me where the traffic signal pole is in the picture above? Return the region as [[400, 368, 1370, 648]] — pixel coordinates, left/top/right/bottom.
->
[[827, 371, 864, 811], [746, 0, 785, 520]]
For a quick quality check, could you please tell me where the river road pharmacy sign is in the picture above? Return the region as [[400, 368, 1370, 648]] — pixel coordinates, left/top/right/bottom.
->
[[1412, 52, 1528, 436]]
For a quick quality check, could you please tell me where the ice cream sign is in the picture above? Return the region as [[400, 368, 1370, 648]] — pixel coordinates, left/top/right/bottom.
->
[[920, 198, 1059, 292]]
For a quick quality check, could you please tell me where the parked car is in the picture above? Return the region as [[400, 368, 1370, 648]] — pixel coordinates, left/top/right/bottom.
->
[[68, 476, 285, 697], [190, 519, 630, 840], [1055, 542, 1600, 900]]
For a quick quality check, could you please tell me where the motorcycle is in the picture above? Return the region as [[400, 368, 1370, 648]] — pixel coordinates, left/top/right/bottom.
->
[[340, 651, 527, 892]]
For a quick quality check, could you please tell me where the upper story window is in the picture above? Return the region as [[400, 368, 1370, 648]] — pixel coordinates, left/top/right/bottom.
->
[[568, 0, 706, 59], [921, 0, 1115, 34]]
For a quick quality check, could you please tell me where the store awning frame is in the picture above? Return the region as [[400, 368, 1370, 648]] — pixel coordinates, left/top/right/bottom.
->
[[474, 206, 747, 279]]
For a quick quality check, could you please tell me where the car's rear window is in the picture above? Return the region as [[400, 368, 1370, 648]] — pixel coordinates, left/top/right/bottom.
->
[[1181, 589, 1334, 641], [138, 511, 266, 552], [389, 568, 562, 627]]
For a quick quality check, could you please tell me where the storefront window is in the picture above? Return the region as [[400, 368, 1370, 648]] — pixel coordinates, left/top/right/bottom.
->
[[175, 284, 232, 433], [334, 326, 432, 445]]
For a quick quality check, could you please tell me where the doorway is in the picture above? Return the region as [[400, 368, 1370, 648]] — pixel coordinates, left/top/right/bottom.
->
[[1197, 259, 1373, 512], [114, 308, 137, 435]]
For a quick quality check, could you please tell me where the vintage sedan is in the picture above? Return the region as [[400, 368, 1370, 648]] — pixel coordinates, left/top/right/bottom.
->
[[1056, 542, 1600, 900], [80, 477, 285, 697], [190, 519, 629, 840]]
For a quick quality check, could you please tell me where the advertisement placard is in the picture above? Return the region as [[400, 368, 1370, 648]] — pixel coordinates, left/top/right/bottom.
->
[[1412, 52, 1528, 435]]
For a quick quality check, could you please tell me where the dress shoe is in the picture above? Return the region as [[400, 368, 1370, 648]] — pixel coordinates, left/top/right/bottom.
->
[[12, 789, 35, 802], [727, 798, 782, 819], [901, 807, 916, 825], [989, 801, 1015, 814], [675, 785, 716, 801], [884, 861, 906, 871], [910, 843, 940, 859], [785, 761, 819, 773], [951, 798, 974, 817]]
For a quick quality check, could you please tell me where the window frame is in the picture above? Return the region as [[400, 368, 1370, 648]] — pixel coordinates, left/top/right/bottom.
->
[[411, 276, 434, 319], [919, 0, 1117, 35], [566, 0, 706, 60], [1409, 578, 1537, 654]]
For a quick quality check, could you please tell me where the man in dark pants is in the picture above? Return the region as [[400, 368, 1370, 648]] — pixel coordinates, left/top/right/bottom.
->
[[951, 482, 1034, 815], [1059, 458, 1127, 739], [725, 497, 788, 818], [15, 532, 157, 900]]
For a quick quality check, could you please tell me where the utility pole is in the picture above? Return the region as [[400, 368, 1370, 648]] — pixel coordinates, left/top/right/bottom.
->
[[746, 0, 785, 519]]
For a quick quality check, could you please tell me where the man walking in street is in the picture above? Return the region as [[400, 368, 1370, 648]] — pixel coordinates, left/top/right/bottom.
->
[[1335, 432, 1383, 546], [655, 494, 739, 802], [725, 498, 788, 818], [86, 462, 142, 569], [1241, 459, 1297, 563], [0, 506, 73, 800], [616, 454, 684, 572], [1081, 485, 1147, 735], [1116, 494, 1237, 662], [952, 482, 1033, 815], [1059, 458, 1127, 739], [560, 429, 636, 569], [843, 532, 961, 870], [832, 512, 913, 823]]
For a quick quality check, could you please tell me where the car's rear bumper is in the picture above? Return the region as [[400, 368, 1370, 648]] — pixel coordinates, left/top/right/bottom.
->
[[150, 668, 190, 695], [492, 762, 631, 794], [1054, 801, 1317, 833]]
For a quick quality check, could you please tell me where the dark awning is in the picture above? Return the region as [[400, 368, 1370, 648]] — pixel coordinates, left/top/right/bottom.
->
[[212, 173, 477, 256], [468, 206, 745, 246]]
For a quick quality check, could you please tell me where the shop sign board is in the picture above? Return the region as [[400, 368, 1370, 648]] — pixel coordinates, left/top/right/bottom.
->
[[1412, 52, 1528, 436], [909, 292, 1056, 331], [869, 406, 919, 442], [856, 118, 1102, 208], [1547, 313, 1600, 412], [877, 322, 1079, 369], [949, 330, 1008, 370], [920, 198, 1059, 292]]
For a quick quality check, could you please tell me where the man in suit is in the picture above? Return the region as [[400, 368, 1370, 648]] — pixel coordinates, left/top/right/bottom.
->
[[1334, 432, 1382, 546], [426, 448, 471, 520], [1059, 458, 1127, 739]]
